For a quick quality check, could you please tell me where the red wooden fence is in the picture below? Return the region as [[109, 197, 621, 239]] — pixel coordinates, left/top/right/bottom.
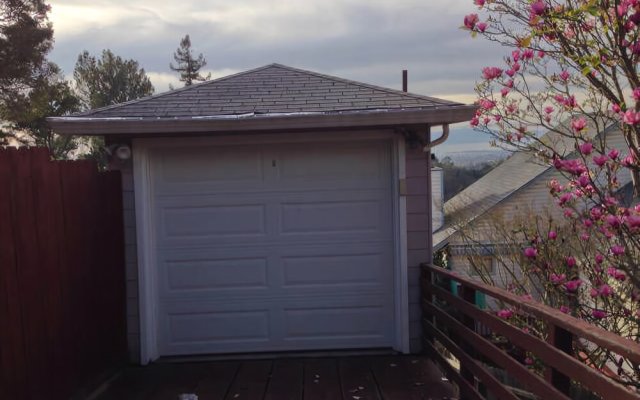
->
[[0, 147, 127, 400]]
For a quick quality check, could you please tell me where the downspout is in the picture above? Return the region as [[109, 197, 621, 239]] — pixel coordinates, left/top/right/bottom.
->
[[423, 124, 449, 152]]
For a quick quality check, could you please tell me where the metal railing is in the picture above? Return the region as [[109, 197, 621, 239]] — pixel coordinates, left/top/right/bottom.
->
[[421, 263, 640, 400]]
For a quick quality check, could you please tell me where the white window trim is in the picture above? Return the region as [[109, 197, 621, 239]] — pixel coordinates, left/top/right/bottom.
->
[[133, 130, 410, 363]]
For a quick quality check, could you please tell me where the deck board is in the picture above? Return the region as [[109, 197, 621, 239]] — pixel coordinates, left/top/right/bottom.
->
[[263, 359, 304, 400], [303, 358, 343, 400], [193, 361, 240, 400], [224, 360, 273, 400], [94, 355, 453, 400]]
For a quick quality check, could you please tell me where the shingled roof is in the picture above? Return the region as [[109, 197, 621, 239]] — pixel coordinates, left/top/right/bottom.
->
[[49, 63, 476, 135], [79, 63, 461, 118]]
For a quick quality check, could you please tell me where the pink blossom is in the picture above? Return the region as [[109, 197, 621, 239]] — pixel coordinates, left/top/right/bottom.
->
[[511, 50, 520, 62], [525, 357, 534, 366], [530, 0, 547, 16], [623, 110, 640, 125], [476, 22, 488, 32], [497, 309, 514, 319], [505, 79, 514, 88], [482, 67, 503, 80], [578, 142, 593, 154], [550, 273, 566, 285], [564, 279, 582, 292], [523, 247, 538, 258], [607, 267, 627, 281], [608, 149, 620, 159], [566, 256, 576, 268], [611, 245, 625, 256], [593, 154, 608, 167], [522, 49, 535, 60], [558, 192, 573, 205], [633, 87, 640, 101], [474, 0, 485, 6], [599, 284, 614, 297], [592, 310, 607, 319], [577, 174, 591, 188], [595, 253, 604, 264], [606, 215, 622, 228], [612, 104, 622, 113], [625, 214, 640, 229], [479, 98, 496, 110], [544, 106, 554, 114], [548, 230, 557, 240], [501, 87, 510, 97], [580, 232, 590, 241], [559, 305, 571, 314], [559, 70, 570, 81], [464, 13, 479, 30], [622, 152, 637, 167], [571, 118, 588, 132], [583, 218, 593, 228]]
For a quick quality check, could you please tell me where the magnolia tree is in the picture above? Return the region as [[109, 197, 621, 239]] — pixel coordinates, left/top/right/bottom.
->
[[461, 0, 640, 387]]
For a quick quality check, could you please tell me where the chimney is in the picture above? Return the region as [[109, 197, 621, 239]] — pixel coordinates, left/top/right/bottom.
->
[[431, 167, 444, 232]]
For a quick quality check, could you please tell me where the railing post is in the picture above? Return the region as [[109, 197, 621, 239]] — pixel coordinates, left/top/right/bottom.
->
[[545, 323, 573, 396], [421, 264, 435, 347], [459, 284, 477, 387]]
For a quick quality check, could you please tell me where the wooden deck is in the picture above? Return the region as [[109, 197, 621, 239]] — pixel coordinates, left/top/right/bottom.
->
[[93, 355, 455, 400]]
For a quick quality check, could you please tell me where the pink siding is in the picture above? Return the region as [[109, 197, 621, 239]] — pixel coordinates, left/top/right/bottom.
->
[[405, 146, 430, 352]]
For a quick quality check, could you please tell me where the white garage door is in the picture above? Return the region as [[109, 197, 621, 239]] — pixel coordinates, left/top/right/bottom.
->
[[150, 139, 395, 356]]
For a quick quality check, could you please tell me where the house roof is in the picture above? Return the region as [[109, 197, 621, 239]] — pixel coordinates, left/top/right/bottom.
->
[[433, 121, 616, 251], [48, 63, 476, 136]]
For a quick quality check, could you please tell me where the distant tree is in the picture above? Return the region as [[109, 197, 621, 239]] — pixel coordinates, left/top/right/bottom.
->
[[434, 157, 501, 201], [0, 0, 53, 103], [1, 64, 81, 158], [73, 49, 154, 109], [170, 34, 211, 86]]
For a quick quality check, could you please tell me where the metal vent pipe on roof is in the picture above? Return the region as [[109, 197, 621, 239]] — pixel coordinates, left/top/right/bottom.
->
[[402, 70, 408, 92]]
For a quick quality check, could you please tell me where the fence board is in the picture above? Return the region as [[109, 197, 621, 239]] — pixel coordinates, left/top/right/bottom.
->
[[0, 148, 127, 399]]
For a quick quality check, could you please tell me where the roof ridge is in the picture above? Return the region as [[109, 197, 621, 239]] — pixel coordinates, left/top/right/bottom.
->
[[77, 64, 280, 117], [268, 64, 462, 106]]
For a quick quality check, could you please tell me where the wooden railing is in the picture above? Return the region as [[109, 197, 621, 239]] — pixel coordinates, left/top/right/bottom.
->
[[420, 263, 640, 400]]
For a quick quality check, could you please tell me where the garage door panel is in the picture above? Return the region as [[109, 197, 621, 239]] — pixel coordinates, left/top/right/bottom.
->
[[154, 146, 265, 188], [281, 253, 387, 288], [281, 200, 384, 235], [165, 257, 268, 291], [159, 204, 267, 239], [277, 144, 385, 181], [166, 310, 271, 345], [283, 305, 390, 341]]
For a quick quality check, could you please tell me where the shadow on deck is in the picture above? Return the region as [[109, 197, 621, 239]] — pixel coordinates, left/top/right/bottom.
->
[[92, 355, 454, 400]]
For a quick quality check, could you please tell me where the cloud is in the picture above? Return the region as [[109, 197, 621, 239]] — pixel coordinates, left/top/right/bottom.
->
[[48, 0, 504, 104]]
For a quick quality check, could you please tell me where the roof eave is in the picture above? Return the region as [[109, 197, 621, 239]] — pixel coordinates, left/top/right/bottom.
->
[[47, 106, 478, 136]]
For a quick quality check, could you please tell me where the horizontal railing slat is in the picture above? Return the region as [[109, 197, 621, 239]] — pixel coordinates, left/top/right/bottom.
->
[[421, 264, 640, 365], [423, 300, 571, 400], [425, 282, 640, 400], [422, 339, 485, 400], [423, 320, 520, 400]]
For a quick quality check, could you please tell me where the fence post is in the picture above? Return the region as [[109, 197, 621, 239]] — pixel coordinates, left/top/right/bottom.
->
[[459, 284, 477, 387], [545, 323, 573, 396]]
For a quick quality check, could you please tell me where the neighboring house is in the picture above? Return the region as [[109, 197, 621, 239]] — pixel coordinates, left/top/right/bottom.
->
[[48, 63, 475, 364], [433, 123, 631, 283]]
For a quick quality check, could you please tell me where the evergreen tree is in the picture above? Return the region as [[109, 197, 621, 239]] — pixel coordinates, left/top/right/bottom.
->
[[73, 49, 155, 109], [0, 0, 54, 103], [1, 64, 81, 158], [170, 34, 211, 86]]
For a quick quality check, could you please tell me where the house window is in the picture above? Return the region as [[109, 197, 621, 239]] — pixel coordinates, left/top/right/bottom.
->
[[469, 255, 495, 276]]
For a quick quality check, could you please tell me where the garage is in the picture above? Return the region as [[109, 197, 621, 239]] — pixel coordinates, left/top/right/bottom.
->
[[150, 139, 395, 355], [48, 63, 475, 363]]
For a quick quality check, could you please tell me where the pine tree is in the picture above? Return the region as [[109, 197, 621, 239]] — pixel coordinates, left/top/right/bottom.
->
[[73, 49, 155, 109], [170, 35, 211, 86], [0, 0, 54, 103]]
